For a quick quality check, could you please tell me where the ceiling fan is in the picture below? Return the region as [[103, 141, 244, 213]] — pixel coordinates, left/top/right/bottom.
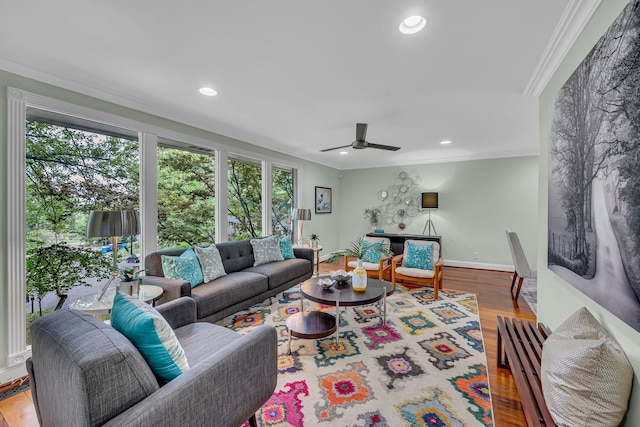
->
[[320, 123, 401, 152]]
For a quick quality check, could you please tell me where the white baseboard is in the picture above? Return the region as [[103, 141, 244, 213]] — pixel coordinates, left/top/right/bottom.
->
[[0, 363, 27, 386], [444, 260, 514, 272]]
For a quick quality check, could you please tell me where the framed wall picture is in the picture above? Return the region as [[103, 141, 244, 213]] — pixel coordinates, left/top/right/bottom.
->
[[315, 186, 332, 214]]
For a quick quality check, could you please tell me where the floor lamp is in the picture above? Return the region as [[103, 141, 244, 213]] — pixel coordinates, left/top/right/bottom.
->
[[421, 192, 439, 236], [292, 208, 311, 246], [87, 210, 140, 300]]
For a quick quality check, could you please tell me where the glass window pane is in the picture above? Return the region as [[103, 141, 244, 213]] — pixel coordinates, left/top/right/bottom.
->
[[271, 166, 294, 238], [228, 156, 262, 240], [25, 119, 139, 343], [157, 145, 216, 249]]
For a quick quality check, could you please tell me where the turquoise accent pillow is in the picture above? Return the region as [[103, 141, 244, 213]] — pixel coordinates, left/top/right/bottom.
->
[[280, 236, 296, 260], [361, 240, 385, 263], [161, 248, 204, 287], [404, 241, 434, 270], [111, 292, 189, 382]]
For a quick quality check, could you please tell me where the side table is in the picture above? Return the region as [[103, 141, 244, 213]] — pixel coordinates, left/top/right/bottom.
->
[[294, 244, 323, 276], [69, 285, 164, 316]]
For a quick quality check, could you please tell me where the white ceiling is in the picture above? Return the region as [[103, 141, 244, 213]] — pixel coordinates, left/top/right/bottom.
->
[[1, 0, 588, 170]]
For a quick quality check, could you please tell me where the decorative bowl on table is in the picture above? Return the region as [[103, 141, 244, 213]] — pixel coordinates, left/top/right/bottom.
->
[[317, 278, 335, 290], [329, 270, 350, 286]]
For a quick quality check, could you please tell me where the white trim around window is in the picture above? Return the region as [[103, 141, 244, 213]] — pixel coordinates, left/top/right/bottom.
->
[[3, 87, 302, 381]]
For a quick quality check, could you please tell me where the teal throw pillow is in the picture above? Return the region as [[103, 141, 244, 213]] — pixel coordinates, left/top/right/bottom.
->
[[279, 236, 296, 260], [404, 241, 434, 270], [361, 240, 385, 263], [161, 248, 204, 287], [251, 235, 284, 266], [111, 292, 189, 382]]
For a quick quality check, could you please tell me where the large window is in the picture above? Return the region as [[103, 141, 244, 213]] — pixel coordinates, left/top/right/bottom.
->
[[157, 142, 216, 248], [25, 111, 139, 342], [272, 165, 294, 238], [228, 156, 262, 240]]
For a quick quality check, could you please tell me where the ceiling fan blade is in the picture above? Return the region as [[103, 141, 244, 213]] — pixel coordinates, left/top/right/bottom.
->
[[366, 142, 401, 151], [320, 144, 353, 152], [355, 123, 367, 141]]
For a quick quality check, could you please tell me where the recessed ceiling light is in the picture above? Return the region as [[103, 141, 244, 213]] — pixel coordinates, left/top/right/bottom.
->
[[339, 151, 349, 155], [399, 15, 426, 35], [198, 87, 218, 96], [440, 140, 452, 145]]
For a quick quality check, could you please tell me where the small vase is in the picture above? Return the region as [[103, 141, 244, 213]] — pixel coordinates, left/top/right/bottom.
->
[[352, 259, 367, 292], [311, 240, 318, 248]]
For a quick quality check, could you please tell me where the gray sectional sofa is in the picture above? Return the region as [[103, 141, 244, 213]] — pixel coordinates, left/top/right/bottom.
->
[[143, 239, 314, 322]]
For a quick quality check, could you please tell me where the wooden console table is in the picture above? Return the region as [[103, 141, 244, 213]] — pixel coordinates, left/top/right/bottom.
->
[[366, 232, 441, 257]]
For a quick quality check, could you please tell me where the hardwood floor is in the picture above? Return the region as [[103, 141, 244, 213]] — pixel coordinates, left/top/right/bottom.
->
[[0, 264, 534, 426]]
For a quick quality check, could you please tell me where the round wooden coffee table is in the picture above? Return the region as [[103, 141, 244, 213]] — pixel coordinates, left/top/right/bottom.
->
[[286, 277, 391, 353]]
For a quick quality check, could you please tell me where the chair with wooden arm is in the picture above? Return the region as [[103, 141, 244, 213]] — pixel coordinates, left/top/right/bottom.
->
[[343, 236, 394, 280], [391, 240, 443, 298]]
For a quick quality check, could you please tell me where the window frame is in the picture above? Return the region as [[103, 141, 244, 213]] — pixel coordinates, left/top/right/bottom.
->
[[5, 87, 302, 379]]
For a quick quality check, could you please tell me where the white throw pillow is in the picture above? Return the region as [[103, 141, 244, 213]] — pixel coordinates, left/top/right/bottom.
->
[[250, 235, 284, 266], [540, 307, 633, 427], [194, 245, 226, 282]]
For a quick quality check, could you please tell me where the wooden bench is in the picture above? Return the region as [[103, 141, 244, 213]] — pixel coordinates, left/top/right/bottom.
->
[[496, 316, 555, 426]]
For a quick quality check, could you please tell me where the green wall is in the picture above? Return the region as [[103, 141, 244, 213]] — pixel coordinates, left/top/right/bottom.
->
[[338, 157, 539, 268], [538, 1, 640, 424]]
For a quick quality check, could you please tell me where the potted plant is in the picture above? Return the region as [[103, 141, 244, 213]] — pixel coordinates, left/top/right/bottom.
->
[[327, 235, 392, 264], [119, 267, 143, 295], [309, 233, 320, 248], [363, 206, 382, 227]]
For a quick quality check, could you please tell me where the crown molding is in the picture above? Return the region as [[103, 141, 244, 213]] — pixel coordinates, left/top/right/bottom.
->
[[523, 0, 603, 97]]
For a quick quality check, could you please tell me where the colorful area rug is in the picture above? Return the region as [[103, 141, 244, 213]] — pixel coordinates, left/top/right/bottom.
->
[[218, 283, 493, 427]]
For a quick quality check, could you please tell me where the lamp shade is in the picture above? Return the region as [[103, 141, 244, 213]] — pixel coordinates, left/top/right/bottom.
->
[[87, 210, 140, 237], [421, 192, 439, 209], [292, 208, 311, 221]]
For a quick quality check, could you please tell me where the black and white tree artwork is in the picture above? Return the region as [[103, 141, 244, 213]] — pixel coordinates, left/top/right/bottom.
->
[[548, 0, 640, 332]]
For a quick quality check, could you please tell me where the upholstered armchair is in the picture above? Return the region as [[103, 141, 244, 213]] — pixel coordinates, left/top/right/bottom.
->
[[343, 236, 394, 280], [26, 297, 277, 427], [391, 240, 444, 298]]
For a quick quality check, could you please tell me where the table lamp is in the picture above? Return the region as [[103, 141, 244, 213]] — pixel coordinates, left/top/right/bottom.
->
[[292, 208, 311, 246], [87, 210, 140, 300], [421, 192, 439, 236]]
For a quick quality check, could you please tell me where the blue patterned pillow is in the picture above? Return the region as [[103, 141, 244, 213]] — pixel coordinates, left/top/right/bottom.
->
[[111, 292, 189, 382], [279, 236, 296, 260], [361, 240, 385, 263], [404, 241, 434, 270], [161, 248, 204, 287]]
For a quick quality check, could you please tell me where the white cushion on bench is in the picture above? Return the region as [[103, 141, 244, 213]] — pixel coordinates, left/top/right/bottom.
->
[[540, 307, 633, 427]]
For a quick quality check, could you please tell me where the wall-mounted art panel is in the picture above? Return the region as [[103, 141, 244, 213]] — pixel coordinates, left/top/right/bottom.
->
[[548, 0, 640, 331]]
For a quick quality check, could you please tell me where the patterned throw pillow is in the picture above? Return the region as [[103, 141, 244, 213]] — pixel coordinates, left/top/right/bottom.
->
[[111, 292, 189, 382], [361, 240, 385, 263], [279, 236, 296, 260], [250, 235, 284, 266], [194, 245, 226, 282], [404, 241, 434, 270], [161, 248, 204, 288]]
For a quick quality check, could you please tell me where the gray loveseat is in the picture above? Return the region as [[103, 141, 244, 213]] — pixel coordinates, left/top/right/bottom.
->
[[143, 239, 314, 322], [26, 297, 277, 427]]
